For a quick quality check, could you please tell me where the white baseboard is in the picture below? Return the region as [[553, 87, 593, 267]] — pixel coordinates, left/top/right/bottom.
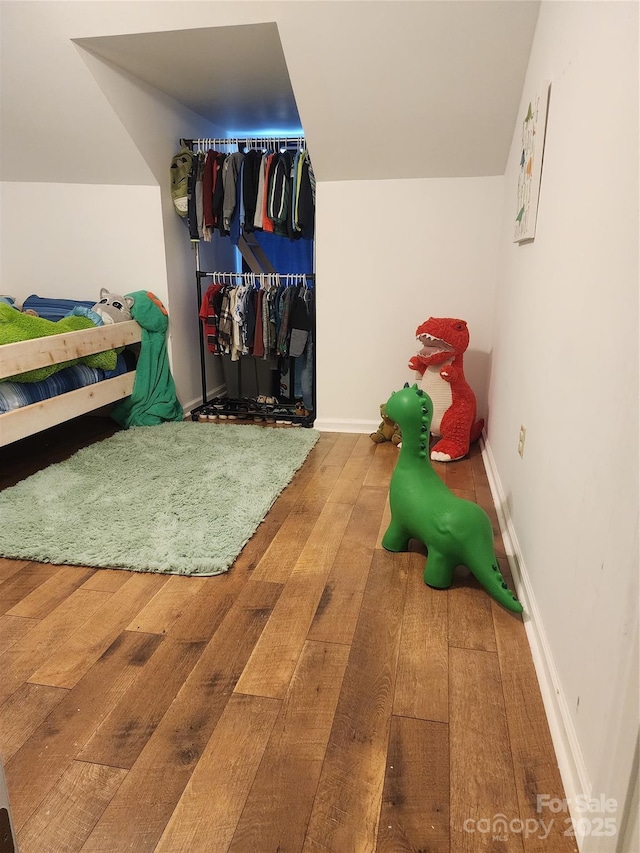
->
[[314, 418, 378, 434], [181, 384, 226, 419], [481, 433, 592, 851]]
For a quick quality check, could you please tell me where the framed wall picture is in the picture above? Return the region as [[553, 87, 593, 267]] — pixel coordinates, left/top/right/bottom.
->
[[514, 81, 551, 243]]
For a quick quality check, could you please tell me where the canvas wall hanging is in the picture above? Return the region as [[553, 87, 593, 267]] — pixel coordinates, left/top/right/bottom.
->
[[514, 81, 551, 243]]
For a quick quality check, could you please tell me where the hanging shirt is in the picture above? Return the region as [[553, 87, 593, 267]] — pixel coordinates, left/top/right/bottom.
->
[[233, 282, 252, 355], [252, 289, 265, 357], [195, 152, 205, 240], [261, 153, 276, 233], [198, 282, 224, 354], [253, 153, 268, 230], [228, 287, 242, 361], [202, 150, 217, 240], [217, 286, 233, 355], [222, 151, 245, 233]]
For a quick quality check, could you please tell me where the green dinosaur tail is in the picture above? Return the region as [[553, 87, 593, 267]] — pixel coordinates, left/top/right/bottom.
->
[[466, 558, 523, 614]]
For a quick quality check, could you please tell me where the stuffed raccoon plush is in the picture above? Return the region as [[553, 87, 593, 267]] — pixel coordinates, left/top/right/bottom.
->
[[92, 288, 134, 325]]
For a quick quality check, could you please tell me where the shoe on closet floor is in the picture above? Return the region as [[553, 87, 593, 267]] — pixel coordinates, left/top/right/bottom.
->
[[196, 405, 217, 422], [273, 408, 293, 425]]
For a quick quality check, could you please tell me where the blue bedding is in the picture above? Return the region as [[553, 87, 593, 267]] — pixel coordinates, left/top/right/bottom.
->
[[0, 353, 132, 415], [21, 294, 95, 321]]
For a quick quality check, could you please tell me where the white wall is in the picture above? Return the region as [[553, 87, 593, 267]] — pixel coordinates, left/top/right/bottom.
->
[[0, 183, 167, 303], [314, 176, 503, 430], [486, 2, 639, 848]]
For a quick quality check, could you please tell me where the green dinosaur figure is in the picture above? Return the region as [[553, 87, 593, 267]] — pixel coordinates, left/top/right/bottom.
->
[[382, 383, 523, 613]]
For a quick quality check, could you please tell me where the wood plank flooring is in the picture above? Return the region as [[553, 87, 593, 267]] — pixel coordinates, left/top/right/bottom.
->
[[0, 416, 578, 853]]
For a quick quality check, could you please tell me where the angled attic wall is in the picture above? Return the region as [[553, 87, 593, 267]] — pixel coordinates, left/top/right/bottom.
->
[[486, 2, 639, 843], [0, 1, 539, 185], [276, 1, 539, 181], [0, 3, 155, 186]]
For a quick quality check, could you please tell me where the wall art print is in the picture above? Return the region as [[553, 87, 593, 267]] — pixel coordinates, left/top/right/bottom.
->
[[514, 81, 551, 243]]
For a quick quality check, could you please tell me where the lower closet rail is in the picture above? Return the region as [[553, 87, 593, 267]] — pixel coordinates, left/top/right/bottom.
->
[[191, 397, 314, 427]]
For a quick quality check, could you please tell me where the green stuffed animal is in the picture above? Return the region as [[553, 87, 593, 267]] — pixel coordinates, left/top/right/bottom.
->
[[370, 403, 402, 445], [0, 303, 117, 382]]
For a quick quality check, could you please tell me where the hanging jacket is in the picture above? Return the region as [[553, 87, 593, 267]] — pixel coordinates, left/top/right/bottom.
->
[[222, 151, 245, 233], [212, 153, 227, 233], [170, 146, 195, 219], [242, 149, 262, 233], [202, 150, 217, 239], [186, 154, 200, 242], [268, 151, 293, 237], [297, 157, 315, 238]]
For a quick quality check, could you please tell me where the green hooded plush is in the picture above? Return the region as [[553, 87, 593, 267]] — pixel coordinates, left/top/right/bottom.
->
[[0, 303, 116, 382], [110, 291, 183, 428]]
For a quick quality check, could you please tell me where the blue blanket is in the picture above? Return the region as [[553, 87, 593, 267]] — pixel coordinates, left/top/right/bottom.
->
[[0, 354, 131, 414], [21, 294, 94, 321]]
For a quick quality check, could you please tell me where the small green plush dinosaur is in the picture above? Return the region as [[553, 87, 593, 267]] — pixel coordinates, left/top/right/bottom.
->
[[382, 383, 523, 613], [0, 303, 117, 382]]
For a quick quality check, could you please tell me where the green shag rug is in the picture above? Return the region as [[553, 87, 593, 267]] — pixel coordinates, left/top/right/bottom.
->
[[0, 422, 319, 575]]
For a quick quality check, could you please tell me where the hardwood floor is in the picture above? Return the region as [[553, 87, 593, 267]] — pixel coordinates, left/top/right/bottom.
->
[[0, 416, 578, 853]]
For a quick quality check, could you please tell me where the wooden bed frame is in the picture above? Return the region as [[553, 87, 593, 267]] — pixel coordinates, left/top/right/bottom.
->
[[0, 320, 142, 447]]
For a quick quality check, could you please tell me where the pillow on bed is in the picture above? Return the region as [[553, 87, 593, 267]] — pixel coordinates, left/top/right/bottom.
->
[[0, 303, 117, 382]]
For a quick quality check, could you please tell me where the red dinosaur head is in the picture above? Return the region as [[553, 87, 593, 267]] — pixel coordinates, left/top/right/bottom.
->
[[410, 317, 469, 371]]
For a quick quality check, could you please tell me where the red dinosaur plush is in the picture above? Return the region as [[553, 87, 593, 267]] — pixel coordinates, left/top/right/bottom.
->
[[408, 317, 484, 462]]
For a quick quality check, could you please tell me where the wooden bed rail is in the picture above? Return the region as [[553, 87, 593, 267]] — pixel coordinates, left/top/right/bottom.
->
[[0, 320, 142, 382], [0, 373, 136, 447]]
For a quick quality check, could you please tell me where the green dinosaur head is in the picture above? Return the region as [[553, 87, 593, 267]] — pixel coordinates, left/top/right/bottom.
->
[[386, 383, 433, 436]]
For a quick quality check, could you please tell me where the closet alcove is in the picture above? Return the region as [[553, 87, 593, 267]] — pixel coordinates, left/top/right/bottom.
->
[[183, 134, 316, 426], [74, 21, 314, 423]]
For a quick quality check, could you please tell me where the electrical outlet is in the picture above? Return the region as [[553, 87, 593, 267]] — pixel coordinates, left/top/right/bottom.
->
[[518, 425, 526, 458]]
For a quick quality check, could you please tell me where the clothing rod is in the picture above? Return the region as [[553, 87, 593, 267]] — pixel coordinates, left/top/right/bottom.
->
[[198, 271, 314, 279], [183, 136, 306, 151]]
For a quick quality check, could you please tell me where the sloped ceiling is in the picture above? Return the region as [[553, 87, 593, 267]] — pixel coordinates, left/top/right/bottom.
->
[[73, 1, 540, 181], [74, 23, 303, 136], [1, 1, 540, 184]]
